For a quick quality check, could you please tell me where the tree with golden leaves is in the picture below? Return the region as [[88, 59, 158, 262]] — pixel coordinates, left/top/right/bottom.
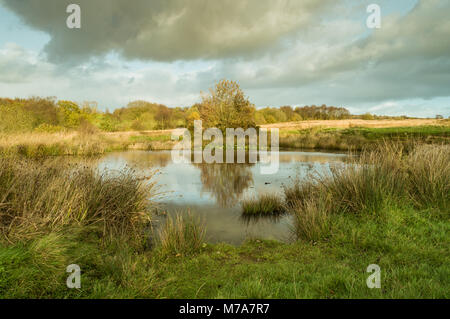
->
[[199, 80, 256, 131]]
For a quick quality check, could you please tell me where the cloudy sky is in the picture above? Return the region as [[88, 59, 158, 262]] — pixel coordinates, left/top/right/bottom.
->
[[0, 0, 449, 117]]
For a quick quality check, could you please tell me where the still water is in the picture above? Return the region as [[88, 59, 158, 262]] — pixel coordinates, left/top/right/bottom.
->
[[98, 151, 347, 244]]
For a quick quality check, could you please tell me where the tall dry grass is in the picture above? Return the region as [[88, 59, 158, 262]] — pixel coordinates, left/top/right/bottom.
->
[[0, 132, 114, 157], [0, 156, 157, 242], [158, 213, 206, 256], [0, 130, 177, 157], [290, 197, 331, 242], [407, 145, 450, 209], [284, 143, 449, 241]]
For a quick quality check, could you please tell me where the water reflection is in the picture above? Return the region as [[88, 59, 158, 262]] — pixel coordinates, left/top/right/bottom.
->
[[102, 151, 172, 169], [240, 212, 286, 225], [196, 163, 254, 207], [97, 150, 347, 244]]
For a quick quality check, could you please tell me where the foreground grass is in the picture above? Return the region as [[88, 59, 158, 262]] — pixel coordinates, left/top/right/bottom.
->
[[1, 204, 448, 298]]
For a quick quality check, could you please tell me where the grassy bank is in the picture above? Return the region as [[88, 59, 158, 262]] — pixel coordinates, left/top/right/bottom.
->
[[279, 125, 450, 151], [0, 131, 175, 157], [284, 143, 449, 240], [1, 123, 449, 158], [1, 206, 448, 298], [0, 143, 448, 298]]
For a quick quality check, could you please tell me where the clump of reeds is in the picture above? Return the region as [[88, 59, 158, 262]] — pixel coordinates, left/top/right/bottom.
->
[[0, 156, 157, 242], [325, 143, 408, 214], [158, 213, 206, 256], [406, 144, 450, 210], [241, 194, 285, 217], [290, 196, 331, 242], [284, 143, 450, 241]]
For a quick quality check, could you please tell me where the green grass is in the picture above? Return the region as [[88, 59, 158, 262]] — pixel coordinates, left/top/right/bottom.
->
[[341, 126, 450, 139], [1, 204, 448, 298], [129, 134, 172, 143], [284, 143, 448, 244], [241, 194, 285, 217], [155, 207, 449, 298], [279, 125, 450, 151]]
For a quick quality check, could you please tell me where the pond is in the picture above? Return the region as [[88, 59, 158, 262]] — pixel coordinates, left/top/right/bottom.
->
[[98, 151, 348, 244]]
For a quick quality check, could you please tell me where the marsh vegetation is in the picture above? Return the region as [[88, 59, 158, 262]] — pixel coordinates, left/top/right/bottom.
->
[[241, 194, 285, 218], [0, 142, 448, 298]]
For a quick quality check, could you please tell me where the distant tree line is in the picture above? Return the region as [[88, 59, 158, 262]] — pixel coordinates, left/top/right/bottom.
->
[[0, 81, 422, 134], [0, 97, 191, 133], [255, 105, 351, 124]]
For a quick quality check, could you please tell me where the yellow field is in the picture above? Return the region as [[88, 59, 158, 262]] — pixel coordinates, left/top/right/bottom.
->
[[261, 119, 448, 130]]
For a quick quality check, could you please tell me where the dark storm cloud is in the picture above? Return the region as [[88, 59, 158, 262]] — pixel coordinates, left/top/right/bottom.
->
[[1, 0, 332, 63]]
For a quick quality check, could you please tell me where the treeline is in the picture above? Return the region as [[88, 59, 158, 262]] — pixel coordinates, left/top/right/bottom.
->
[[256, 105, 351, 123], [0, 97, 194, 133], [0, 96, 411, 133]]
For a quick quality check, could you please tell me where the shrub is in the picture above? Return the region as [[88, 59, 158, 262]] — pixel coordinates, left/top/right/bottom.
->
[[78, 118, 99, 135]]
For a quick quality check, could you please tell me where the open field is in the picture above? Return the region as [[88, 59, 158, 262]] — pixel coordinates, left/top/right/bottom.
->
[[261, 118, 447, 130]]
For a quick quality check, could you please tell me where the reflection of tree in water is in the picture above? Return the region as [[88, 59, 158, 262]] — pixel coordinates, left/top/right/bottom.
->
[[195, 163, 254, 207], [122, 152, 172, 169]]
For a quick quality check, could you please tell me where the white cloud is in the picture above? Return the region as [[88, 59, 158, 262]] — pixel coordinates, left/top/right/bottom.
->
[[0, 43, 205, 108], [0, 42, 53, 82], [369, 101, 399, 112]]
